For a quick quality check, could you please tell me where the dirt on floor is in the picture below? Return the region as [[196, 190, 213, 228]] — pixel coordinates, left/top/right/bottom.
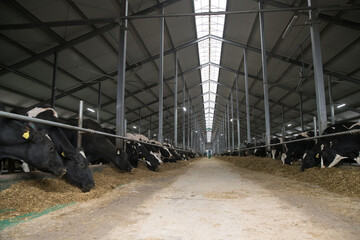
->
[[217, 156, 360, 197], [0, 159, 196, 220]]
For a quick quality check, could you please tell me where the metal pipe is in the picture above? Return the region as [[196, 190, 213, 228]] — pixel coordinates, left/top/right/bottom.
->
[[183, 81, 186, 150], [138, 108, 141, 134], [230, 90, 235, 150], [187, 91, 190, 149], [115, 0, 128, 149], [235, 75, 241, 155], [313, 116, 318, 142], [51, 52, 58, 108], [158, 6, 165, 144], [328, 75, 335, 125], [259, 1, 271, 149], [97, 82, 101, 123], [174, 51, 178, 147], [299, 93, 304, 131], [308, 0, 327, 135], [244, 49, 251, 143], [77, 100, 83, 148], [124, 119, 127, 136], [227, 102, 230, 150]]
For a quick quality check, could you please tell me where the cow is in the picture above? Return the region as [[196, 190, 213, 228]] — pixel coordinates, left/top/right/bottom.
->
[[253, 141, 267, 157], [320, 122, 360, 168], [61, 119, 132, 172], [0, 110, 66, 177], [126, 133, 162, 171], [283, 131, 315, 165], [11, 107, 95, 192], [270, 138, 284, 160], [301, 122, 359, 171], [149, 140, 175, 162]]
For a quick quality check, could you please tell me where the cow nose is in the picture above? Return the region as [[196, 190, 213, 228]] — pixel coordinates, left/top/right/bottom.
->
[[59, 168, 67, 178], [82, 183, 95, 192]]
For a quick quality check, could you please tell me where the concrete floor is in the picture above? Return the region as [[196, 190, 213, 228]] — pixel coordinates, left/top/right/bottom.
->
[[2, 157, 360, 240]]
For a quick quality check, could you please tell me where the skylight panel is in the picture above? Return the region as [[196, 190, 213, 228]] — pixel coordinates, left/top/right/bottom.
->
[[195, 0, 227, 143]]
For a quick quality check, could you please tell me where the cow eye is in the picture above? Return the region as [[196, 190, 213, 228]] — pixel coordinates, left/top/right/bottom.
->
[[49, 146, 55, 152]]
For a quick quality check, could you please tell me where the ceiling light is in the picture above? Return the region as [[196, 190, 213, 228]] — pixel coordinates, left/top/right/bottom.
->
[[133, 126, 137, 129], [87, 108, 95, 113], [183, 107, 187, 112], [287, 124, 292, 127], [337, 103, 346, 108], [230, 118, 233, 122], [153, 133, 157, 136], [282, 14, 298, 39]]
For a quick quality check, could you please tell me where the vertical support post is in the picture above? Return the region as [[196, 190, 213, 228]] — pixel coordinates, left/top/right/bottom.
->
[[115, 0, 128, 149], [313, 116, 318, 143], [97, 82, 101, 123], [51, 52, 58, 108], [158, 6, 165, 143], [230, 90, 235, 151], [235, 75, 241, 155], [299, 93, 304, 132], [328, 75, 335, 125], [183, 81, 186, 150], [244, 49, 251, 143], [174, 51, 178, 147], [124, 119, 127, 136], [187, 92, 190, 150], [282, 105, 285, 140], [224, 110, 227, 149], [308, 0, 327, 134], [138, 108, 141, 134], [227, 102, 230, 150], [259, 1, 271, 149], [77, 100, 83, 148]]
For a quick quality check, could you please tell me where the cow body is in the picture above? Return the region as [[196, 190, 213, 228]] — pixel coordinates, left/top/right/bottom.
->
[[301, 122, 359, 171], [283, 131, 315, 165], [61, 119, 132, 172]]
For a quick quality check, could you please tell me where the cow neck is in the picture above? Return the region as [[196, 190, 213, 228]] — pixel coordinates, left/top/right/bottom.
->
[[0, 143, 28, 161]]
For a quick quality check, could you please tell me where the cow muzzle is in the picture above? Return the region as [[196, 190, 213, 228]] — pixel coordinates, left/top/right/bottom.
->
[[59, 168, 67, 178]]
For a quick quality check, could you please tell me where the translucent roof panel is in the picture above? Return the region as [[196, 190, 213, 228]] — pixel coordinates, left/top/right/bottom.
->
[[195, 0, 227, 143]]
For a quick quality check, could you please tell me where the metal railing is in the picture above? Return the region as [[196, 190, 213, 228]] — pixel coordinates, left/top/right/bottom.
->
[[0, 111, 195, 153], [223, 127, 360, 153]]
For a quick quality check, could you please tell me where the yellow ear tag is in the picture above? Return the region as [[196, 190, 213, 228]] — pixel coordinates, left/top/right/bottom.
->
[[61, 152, 65, 157], [316, 154, 319, 158], [22, 131, 30, 139], [143, 157, 145, 160]]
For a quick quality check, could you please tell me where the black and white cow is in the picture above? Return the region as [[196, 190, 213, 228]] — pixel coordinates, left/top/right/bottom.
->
[[301, 122, 359, 171], [253, 141, 267, 157], [320, 122, 360, 168], [11, 107, 95, 192], [61, 119, 132, 172], [282, 131, 315, 165], [270, 138, 284, 160], [126, 133, 162, 171], [0, 108, 66, 177]]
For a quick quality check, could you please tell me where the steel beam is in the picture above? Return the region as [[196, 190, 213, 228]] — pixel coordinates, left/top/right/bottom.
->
[[115, 0, 128, 148], [243, 49, 251, 143], [51, 52, 58, 108], [259, 1, 271, 147], [308, 0, 327, 134], [174, 51, 178, 147], [158, 6, 165, 143]]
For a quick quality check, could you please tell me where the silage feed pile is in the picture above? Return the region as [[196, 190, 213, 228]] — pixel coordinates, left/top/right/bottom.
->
[[0, 159, 195, 221], [218, 156, 360, 197]]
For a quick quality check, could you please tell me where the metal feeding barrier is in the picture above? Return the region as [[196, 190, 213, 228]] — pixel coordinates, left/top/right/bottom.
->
[[0, 110, 193, 153], [223, 127, 360, 153]]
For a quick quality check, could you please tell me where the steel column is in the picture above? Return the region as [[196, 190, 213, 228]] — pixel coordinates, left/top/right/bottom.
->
[[138, 108, 141, 134], [183, 81, 186, 149], [77, 100, 83, 148], [158, 6, 165, 143], [299, 93, 304, 131], [328, 75, 335, 124], [97, 82, 101, 123], [308, 0, 327, 135], [230, 90, 235, 150], [187, 92, 190, 149], [51, 52, 58, 108], [235, 75, 241, 154], [227, 102, 230, 149], [244, 49, 251, 143], [174, 51, 178, 147], [259, 1, 271, 148], [115, 0, 128, 149]]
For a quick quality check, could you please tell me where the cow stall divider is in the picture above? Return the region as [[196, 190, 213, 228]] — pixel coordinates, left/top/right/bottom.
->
[[0, 111, 195, 154], [223, 128, 360, 155]]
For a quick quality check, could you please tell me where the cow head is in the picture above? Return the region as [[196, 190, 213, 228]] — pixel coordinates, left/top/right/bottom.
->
[[24, 128, 66, 177], [321, 146, 347, 168], [136, 143, 161, 171], [62, 148, 95, 192], [126, 143, 139, 168], [113, 148, 132, 172], [301, 150, 321, 171], [283, 152, 295, 165]]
